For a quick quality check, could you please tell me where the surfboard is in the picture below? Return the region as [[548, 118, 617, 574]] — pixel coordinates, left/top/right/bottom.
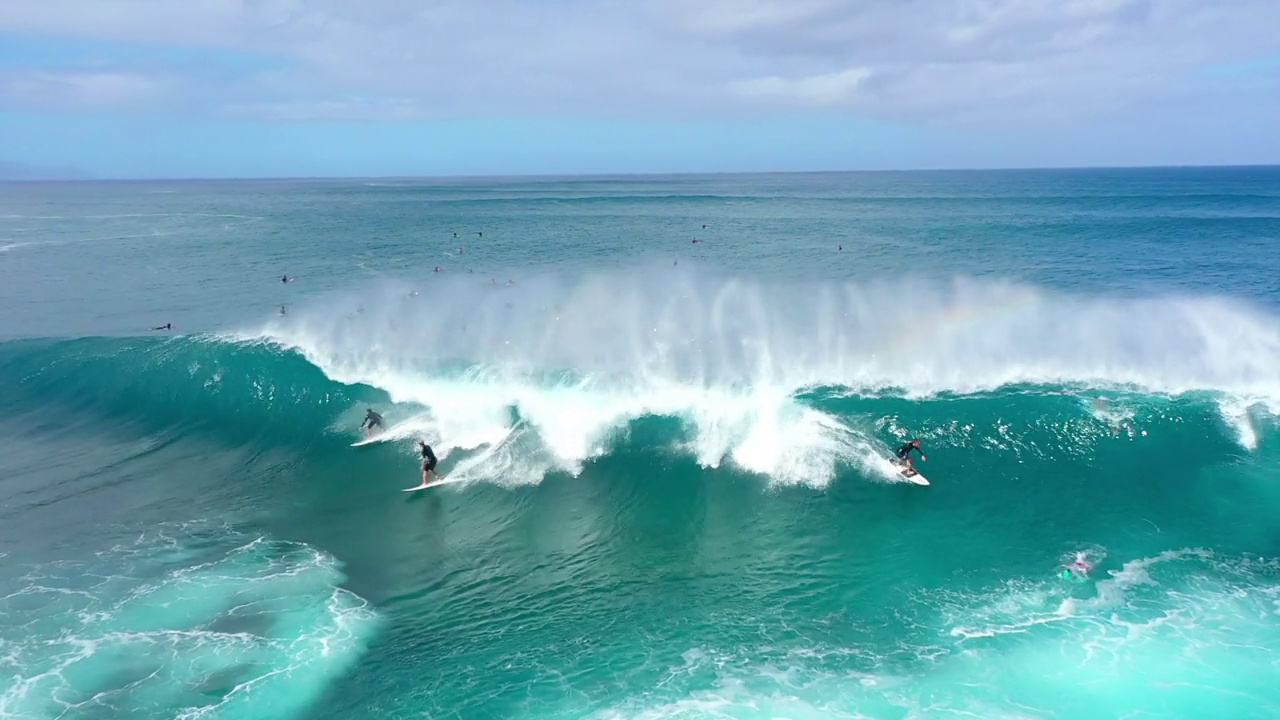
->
[[888, 457, 930, 486], [402, 476, 465, 492]]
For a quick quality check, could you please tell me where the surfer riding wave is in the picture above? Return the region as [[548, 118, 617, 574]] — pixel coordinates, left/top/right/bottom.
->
[[894, 439, 926, 475], [418, 440, 442, 486], [360, 408, 384, 437]]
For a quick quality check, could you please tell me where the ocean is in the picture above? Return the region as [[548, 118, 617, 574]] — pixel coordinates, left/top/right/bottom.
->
[[1, 168, 1278, 720]]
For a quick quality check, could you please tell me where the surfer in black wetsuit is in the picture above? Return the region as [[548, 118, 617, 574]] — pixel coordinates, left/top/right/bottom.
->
[[361, 408, 384, 437], [417, 440, 442, 485], [150, 323, 172, 331], [894, 439, 926, 473]]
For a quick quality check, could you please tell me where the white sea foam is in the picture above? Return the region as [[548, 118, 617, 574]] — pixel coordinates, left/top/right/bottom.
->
[[581, 549, 1280, 720], [0, 527, 379, 720], [243, 270, 1280, 485]]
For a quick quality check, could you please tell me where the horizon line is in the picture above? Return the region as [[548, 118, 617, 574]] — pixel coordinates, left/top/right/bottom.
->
[[3, 162, 1278, 184]]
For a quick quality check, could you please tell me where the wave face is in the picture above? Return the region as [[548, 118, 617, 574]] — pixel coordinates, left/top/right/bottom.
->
[[2, 270, 1277, 490]]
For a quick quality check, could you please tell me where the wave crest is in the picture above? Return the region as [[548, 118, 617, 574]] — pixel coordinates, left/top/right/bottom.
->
[[245, 270, 1278, 484]]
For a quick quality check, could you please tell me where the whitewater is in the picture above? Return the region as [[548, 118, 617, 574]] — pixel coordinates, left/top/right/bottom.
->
[[1, 169, 1278, 720], [250, 268, 1280, 486]]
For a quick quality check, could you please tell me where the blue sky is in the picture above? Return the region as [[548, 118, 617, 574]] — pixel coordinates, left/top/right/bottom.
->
[[1, 0, 1278, 178]]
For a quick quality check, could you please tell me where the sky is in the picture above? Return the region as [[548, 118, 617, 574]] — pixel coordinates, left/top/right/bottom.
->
[[1, 0, 1278, 178]]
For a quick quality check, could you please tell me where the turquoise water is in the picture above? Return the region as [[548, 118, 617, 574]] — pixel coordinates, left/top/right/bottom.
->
[[1, 169, 1279, 719]]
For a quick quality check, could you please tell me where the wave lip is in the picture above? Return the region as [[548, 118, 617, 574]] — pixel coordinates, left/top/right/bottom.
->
[[251, 271, 1280, 401]]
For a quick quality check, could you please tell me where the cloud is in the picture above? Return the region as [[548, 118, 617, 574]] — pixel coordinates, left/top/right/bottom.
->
[[0, 69, 163, 110], [730, 67, 872, 106], [0, 0, 1276, 129]]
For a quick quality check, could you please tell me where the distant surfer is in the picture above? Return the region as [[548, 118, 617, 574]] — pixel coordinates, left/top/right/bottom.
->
[[894, 439, 926, 474], [150, 323, 172, 331], [361, 408, 384, 437], [281, 274, 294, 284], [417, 440, 442, 485]]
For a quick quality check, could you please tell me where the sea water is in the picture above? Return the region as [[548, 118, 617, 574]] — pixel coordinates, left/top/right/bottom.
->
[[1, 168, 1278, 719]]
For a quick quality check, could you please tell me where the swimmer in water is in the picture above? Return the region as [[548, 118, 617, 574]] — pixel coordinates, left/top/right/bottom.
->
[[1063, 554, 1092, 579], [150, 323, 172, 331]]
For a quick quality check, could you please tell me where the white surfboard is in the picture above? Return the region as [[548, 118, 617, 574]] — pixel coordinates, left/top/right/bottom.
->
[[402, 476, 466, 492], [888, 457, 930, 486]]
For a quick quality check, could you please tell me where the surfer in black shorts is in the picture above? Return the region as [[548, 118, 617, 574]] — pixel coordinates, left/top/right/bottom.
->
[[360, 408, 384, 437], [417, 440, 442, 485], [894, 439, 926, 473]]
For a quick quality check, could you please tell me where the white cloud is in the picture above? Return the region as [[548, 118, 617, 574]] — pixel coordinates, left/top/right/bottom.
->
[[0, 69, 163, 110], [0, 0, 1276, 129], [730, 67, 871, 106]]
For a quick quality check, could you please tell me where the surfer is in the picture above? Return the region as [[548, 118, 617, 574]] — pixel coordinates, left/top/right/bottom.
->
[[281, 274, 294, 284], [360, 408, 384, 437], [894, 439, 927, 473], [150, 323, 172, 331], [418, 440, 442, 485]]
